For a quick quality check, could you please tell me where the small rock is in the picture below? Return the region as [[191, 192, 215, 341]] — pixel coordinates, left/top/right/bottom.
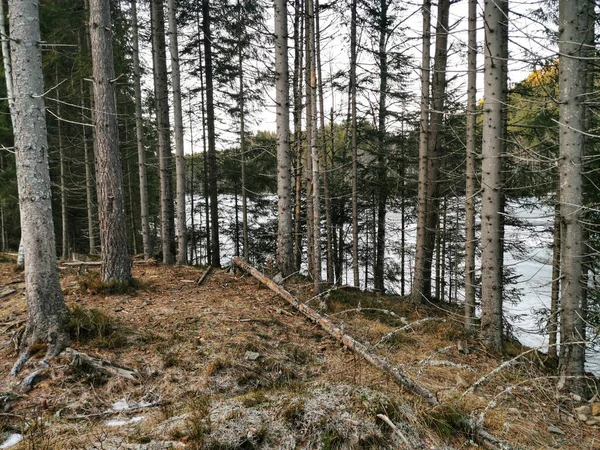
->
[[508, 408, 521, 417], [272, 273, 284, 284], [578, 414, 589, 422], [592, 402, 600, 416], [570, 393, 582, 402], [547, 425, 565, 435], [575, 405, 592, 416], [244, 351, 260, 361], [587, 419, 599, 426], [456, 373, 469, 389], [457, 341, 469, 354]]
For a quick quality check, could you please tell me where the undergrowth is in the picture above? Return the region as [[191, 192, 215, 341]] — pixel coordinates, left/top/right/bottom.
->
[[77, 271, 148, 295], [67, 305, 127, 349]]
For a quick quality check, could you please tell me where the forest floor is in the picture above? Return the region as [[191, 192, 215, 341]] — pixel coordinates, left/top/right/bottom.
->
[[0, 253, 599, 449]]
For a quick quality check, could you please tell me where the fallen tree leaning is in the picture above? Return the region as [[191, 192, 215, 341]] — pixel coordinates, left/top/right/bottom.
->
[[233, 257, 438, 406], [233, 257, 512, 450]]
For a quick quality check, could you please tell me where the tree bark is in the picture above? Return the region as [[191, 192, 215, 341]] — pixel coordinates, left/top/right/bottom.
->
[[238, 2, 249, 261], [130, 0, 151, 260], [548, 197, 560, 359], [421, 0, 450, 298], [464, 0, 477, 329], [202, 0, 221, 267], [275, 0, 294, 276], [307, 0, 320, 295], [151, 0, 175, 265], [412, 0, 431, 303], [8, 0, 69, 373], [373, 0, 389, 293], [292, 0, 304, 272], [56, 72, 69, 260], [557, 0, 592, 393], [480, 0, 508, 352], [89, 0, 132, 283], [167, 0, 187, 265], [350, 0, 359, 289]]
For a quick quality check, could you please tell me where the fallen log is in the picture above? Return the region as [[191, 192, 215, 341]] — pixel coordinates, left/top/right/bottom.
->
[[197, 265, 213, 286], [233, 257, 512, 450], [233, 256, 439, 406], [64, 348, 138, 381]]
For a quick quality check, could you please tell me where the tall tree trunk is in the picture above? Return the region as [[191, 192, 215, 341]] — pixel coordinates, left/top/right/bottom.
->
[[412, 0, 431, 303], [130, 0, 151, 260], [203, 0, 221, 267], [421, 0, 450, 298], [305, 1, 314, 278], [307, 0, 320, 295], [292, 0, 304, 272], [238, 3, 249, 261], [8, 0, 69, 373], [275, 0, 294, 275], [188, 93, 196, 264], [151, 0, 175, 265], [480, 0, 508, 352], [167, 0, 187, 265], [464, 0, 477, 329], [315, 0, 333, 284], [557, 0, 592, 393], [350, 0, 359, 288], [373, 0, 389, 293], [56, 73, 69, 260], [195, 8, 210, 265], [548, 197, 560, 359], [89, 0, 132, 283]]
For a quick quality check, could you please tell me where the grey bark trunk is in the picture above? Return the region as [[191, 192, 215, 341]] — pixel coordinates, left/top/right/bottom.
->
[[8, 0, 69, 372], [151, 0, 175, 265], [464, 0, 477, 329], [548, 198, 560, 360], [373, 0, 389, 294], [56, 74, 69, 261], [557, 0, 592, 393], [315, 0, 333, 284], [412, 0, 431, 303], [238, 3, 248, 261], [292, 0, 304, 272], [167, 0, 187, 265], [307, 0, 321, 295], [130, 0, 151, 260], [275, 0, 294, 276], [421, 0, 450, 298], [350, 0, 359, 288], [480, 0, 508, 352], [80, 75, 97, 256], [202, 0, 221, 267], [89, 0, 132, 283]]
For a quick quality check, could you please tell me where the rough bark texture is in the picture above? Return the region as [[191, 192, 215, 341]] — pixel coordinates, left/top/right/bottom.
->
[[350, 0, 359, 288], [548, 199, 560, 359], [57, 79, 69, 260], [89, 0, 132, 283], [167, 0, 187, 265], [8, 0, 69, 371], [292, 0, 304, 272], [151, 0, 175, 265], [557, 0, 591, 393], [203, 0, 221, 267], [238, 3, 248, 261], [373, 0, 390, 293], [274, 0, 294, 276], [131, 0, 151, 260], [421, 0, 450, 298], [314, 0, 333, 284], [412, 0, 431, 303], [464, 0, 477, 329], [480, 0, 508, 352], [307, 0, 321, 295]]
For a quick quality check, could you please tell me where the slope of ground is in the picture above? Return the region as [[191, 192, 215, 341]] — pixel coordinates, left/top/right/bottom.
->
[[0, 254, 598, 449]]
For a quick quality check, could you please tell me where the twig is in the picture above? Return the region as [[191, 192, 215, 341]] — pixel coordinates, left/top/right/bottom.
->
[[377, 413, 411, 447], [62, 402, 163, 421], [197, 266, 213, 286], [330, 308, 399, 318], [373, 318, 442, 349]]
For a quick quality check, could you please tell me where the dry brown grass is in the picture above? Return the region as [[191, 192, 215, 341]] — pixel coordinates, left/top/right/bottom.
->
[[0, 260, 598, 449]]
